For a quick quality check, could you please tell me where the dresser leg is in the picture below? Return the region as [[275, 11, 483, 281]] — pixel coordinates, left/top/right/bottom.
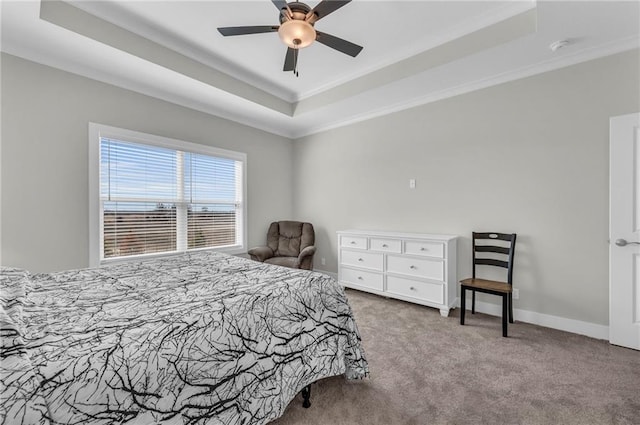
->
[[439, 308, 449, 317]]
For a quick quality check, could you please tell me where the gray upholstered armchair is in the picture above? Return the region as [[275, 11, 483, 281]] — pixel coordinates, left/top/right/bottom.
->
[[248, 221, 316, 270]]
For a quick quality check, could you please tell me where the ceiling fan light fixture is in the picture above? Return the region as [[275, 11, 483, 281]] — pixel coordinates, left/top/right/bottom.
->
[[278, 19, 316, 48], [217, 0, 362, 75]]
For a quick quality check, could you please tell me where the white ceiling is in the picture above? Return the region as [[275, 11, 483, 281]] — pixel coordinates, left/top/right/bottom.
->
[[1, 1, 639, 138]]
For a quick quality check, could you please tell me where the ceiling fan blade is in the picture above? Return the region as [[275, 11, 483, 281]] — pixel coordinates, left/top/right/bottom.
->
[[283, 47, 296, 72], [272, 0, 288, 12], [309, 0, 351, 21], [315, 31, 363, 57], [217, 26, 278, 36]]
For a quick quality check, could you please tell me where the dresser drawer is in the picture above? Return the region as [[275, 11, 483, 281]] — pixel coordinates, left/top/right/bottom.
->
[[370, 238, 402, 253], [341, 235, 368, 249], [387, 255, 444, 281], [340, 267, 383, 291], [341, 250, 384, 271], [405, 240, 445, 258], [387, 276, 444, 304]]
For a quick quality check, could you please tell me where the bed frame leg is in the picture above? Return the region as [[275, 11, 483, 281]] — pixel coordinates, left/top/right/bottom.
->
[[301, 384, 311, 408]]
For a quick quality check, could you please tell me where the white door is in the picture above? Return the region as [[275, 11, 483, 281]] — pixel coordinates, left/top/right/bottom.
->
[[610, 112, 640, 350]]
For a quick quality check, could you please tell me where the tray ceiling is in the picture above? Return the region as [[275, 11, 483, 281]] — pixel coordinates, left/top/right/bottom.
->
[[1, 1, 638, 138]]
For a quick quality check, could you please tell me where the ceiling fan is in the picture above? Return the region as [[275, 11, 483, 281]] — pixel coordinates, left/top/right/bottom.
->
[[217, 0, 363, 76]]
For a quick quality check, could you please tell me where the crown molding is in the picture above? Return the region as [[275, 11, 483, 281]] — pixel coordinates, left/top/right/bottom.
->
[[67, 0, 299, 103], [40, 0, 294, 116], [293, 1, 537, 102], [291, 38, 640, 139]]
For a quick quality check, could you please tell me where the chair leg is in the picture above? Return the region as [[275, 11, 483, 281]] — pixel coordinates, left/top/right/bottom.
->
[[460, 286, 466, 325], [471, 290, 476, 314], [502, 295, 508, 337], [509, 292, 514, 323]]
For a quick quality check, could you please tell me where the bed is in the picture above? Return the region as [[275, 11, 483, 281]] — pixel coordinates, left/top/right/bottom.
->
[[0, 251, 369, 425]]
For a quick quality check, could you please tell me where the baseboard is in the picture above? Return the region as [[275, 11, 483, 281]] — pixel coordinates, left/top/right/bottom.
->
[[320, 269, 609, 341], [457, 298, 609, 341]]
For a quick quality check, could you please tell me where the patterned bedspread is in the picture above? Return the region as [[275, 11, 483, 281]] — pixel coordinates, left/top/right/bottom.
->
[[0, 252, 368, 425]]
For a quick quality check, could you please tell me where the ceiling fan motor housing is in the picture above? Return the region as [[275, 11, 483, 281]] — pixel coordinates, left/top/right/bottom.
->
[[278, 2, 313, 24]]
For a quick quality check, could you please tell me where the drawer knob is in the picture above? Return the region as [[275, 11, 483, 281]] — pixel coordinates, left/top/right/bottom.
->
[[410, 265, 417, 269], [350, 241, 356, 244], [420, 247, 426, 251], [358, 258, 364, 262], [410, 286, 416, 291], [382, 244, 388, 247], [357, 276, 363, 280]]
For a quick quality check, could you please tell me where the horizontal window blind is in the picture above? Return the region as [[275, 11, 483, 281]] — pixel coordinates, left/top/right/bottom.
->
[[188, 203, 236, 249], [99, 137, 242, 261], [103, 201, 177, 258], [101, 140, 178, 202], [185, 153, 237, 203]]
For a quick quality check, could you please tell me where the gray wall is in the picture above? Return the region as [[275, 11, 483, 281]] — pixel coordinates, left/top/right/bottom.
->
[[0, 53, 294, 272], [292, 49, 640, 326], [2, 49, 639, 327]]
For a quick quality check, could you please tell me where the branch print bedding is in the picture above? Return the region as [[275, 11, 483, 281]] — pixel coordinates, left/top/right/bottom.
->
[[1, 253, 368, 425]]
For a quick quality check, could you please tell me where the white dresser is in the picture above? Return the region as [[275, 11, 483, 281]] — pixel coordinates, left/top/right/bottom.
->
[[337, 230, 458, 317]]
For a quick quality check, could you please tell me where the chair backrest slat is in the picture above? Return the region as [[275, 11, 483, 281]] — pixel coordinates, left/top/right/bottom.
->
[[473, 232, 513, 241], [474, 258, 509, 268], [471, 232, 517, 284], [475, 245, 510, 255]]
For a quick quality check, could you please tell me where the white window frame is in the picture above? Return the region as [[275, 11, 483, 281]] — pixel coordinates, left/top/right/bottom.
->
[[89, 123, 247, 267]]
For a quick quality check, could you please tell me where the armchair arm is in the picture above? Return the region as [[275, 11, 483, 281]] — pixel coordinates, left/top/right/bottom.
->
[[298, 246, 316, 261], [297, 246, 316, 271], [248, 246, 275, 262]]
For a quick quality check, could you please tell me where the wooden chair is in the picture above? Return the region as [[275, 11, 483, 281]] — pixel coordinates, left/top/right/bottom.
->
[[460, 232, 517, 337]]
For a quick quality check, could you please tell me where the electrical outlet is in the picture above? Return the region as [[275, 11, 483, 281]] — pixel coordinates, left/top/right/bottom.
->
[[512, 289, 520, 300], [321, 258, 326, 266], [409, 179, 416, 189]]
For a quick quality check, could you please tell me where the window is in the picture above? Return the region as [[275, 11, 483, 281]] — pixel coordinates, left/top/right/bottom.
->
[[89, 124, 246, 265]]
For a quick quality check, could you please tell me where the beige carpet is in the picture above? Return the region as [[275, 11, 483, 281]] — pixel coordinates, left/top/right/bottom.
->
[[272, 289, 640, 425]]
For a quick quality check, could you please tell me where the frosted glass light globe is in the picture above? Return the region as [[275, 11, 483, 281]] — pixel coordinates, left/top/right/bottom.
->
[[278, 20, 316, 48]]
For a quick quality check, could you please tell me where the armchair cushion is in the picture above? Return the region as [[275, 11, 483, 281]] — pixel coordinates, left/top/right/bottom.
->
[[265, 257, 300, 269], [270, 221, 307, 257]]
